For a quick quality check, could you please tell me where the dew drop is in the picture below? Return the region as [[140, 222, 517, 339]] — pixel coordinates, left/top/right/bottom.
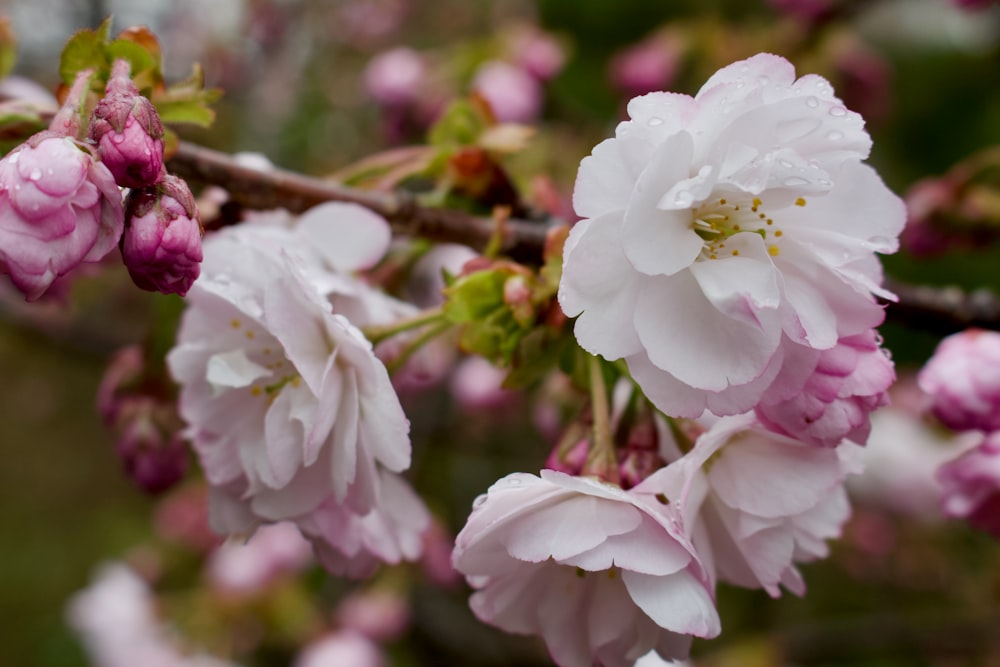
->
[[826, 130, 844, 141], [28, 168, 41, 181], [30, 204, 39, 212], [508, 477, 523, 486], [46, 168, 54, 175], [784, 177, 809, 186], [673, 190, 694, 207], [818, 179, 832, 187], [9, 153, 19, 164], [473, 494, 487, 509], [758, 75, 770, 85], [829, 106, 847, 117], [805, 96, 818, 108], [111, 134, 126, 144], [647, 116, 664, 127], [778, 159, 794, 169]]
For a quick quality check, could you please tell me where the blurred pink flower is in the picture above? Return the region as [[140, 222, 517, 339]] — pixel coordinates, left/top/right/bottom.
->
[[449, 356, 514, 410], [560, 53, 903, 419], [336, 589, 411, 642], [918, 328, 1000, 432], [294, 631, 385, 667], [363, 47, 427, 107], [608, 36, 680, 96], [453, 470, 719, 667], [938, 431, 1000, 536], [207, 522, 312, 595], [471, 60, 543, 123], [510, 28, 566, 81]]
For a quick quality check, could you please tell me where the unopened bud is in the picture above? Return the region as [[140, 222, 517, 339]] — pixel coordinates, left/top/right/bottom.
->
[[114, 398, 189, 494], [89, 59, 165, 188], [122, 175, 203, 296]]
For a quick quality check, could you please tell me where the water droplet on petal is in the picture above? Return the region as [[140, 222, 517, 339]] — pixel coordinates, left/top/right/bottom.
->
[[473, 494, 487, 508], [818, 179, 832, 187], [829, 106, 847, 117], [111, 134, 125, 144], [759, 75, 770, 85], [784, 177, 809, 186], [508, 478, 523, 486], [647, 116, 664, 127], [28, 168, 41, 181], [9, 153, 19, 164], [826, 130, 844, 141], [778, 159, 794, 169], [46, 168, 54, 175], [805, 96, 818, 108]]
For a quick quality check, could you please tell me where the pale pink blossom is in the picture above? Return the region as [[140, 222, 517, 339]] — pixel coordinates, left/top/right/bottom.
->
[[937, 431, 1000, 536], [918, 328, 1000, 432], [294, 631, 386, 667], [510, 27, 566, 81], [168, 216, 425, 574], [0, 133, 124, 300], [471, 60, 544, 123], [453, 470, 719, 667], [756, 329, 894, 447], [560, 53, 904, 418], [665, 414, 860, 597], [206, 522, 312, 595]]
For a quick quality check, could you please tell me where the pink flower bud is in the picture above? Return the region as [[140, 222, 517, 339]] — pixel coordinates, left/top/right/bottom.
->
[[756, 331, 895, 447], [510, 29, 566, 81], [89, 60, 164, 188], [618, 419, 665, 489], [122, 175, 203, 296], [0, 133, 125, 300], [114, 397, 189, 494], [937, 431, 1000, 536], [449, 356, 513, 410], [471, 60, 543, 123], [363, 47, 427, 107], [919, 328, 1000, 432]]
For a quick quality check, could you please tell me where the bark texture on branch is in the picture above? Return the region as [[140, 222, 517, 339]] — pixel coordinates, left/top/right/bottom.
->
[[167, 141, 1000, 335]]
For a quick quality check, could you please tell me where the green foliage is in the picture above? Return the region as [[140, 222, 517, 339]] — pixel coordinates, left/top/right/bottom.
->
[[0, 16, 17, 81]]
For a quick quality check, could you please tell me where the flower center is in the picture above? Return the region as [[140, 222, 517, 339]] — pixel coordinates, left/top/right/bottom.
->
[[690, 195, 805, 260]]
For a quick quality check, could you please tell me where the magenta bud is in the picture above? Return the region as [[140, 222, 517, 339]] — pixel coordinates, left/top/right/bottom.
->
[[114, 398, 189, 494], [89, 59, 165, 188], [122, 175, 203, 296]]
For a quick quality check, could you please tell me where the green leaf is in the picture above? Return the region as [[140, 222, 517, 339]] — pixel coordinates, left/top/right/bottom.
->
[[106, 39, 156, 81], [428, 99, 489, 148], [59, 28, 109, 85], [155, 99, 217, 127]]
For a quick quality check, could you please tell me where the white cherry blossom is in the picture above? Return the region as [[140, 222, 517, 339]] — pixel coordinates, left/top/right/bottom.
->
[[559, 53, 905, 417], [452, 470, 719, 667]]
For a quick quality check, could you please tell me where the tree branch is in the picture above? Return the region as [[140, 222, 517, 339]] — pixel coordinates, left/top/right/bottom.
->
[[167, 141, 1000, 335]]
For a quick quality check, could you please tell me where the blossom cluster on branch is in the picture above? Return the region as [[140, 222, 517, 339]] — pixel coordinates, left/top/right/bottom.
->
[[2, 14, 999, 667]]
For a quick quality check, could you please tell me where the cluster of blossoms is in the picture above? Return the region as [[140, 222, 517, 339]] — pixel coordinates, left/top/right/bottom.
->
[[0, 59, 203, 301], [919, 329, 1000, 537], [451, 53, 903, 666], [157, 52, 905, 667]]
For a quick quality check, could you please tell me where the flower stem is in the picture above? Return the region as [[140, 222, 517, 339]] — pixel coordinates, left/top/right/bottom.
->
[[385, 320, 452, 375], [584, 354, 619, 484], [361, 306, 446, 345]]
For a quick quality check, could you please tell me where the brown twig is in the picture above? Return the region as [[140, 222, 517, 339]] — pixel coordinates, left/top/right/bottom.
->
[[166, 141, 1000, 335]]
